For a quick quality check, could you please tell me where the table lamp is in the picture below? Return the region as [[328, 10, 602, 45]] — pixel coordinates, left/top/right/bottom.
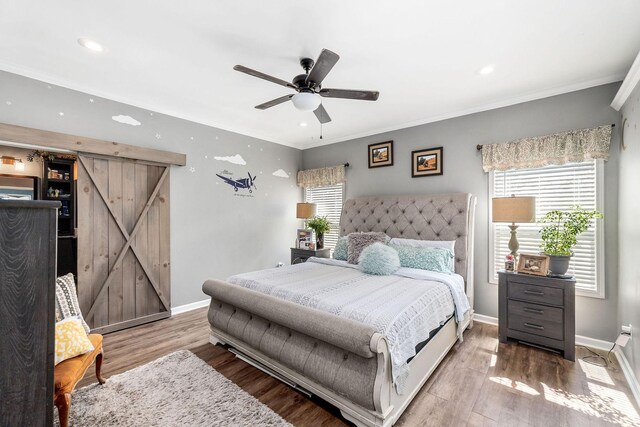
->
[[492, 195, 536, 257], [296, 202, 317, 227]]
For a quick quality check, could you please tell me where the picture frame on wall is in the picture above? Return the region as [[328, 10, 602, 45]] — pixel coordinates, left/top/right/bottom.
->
[[368, 141, 393, 168], [517, 253, 550, 276], [411, 147, 443, 177]]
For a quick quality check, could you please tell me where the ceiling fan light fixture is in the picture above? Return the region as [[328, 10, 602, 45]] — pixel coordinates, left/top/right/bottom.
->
[[291, 92, 321, 112]]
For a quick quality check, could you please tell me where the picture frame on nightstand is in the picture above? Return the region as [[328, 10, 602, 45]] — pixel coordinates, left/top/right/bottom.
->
[[296, 229, 312, 249], [517, 253, 549, 276]]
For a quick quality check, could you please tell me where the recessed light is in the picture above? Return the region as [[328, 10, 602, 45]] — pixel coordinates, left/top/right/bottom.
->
[[78, 38, 104, 53], [478, 65, 495, 75], [299, 122, 308, 127]]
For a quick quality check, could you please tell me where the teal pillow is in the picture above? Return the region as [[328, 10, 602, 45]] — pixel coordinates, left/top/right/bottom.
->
[[389, 244, 454, 274], [333, 237, 348, 260], [358, 242, 401, 275]]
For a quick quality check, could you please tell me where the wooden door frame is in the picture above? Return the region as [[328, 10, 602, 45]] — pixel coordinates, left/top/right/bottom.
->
[[0, 122, 186, 166]]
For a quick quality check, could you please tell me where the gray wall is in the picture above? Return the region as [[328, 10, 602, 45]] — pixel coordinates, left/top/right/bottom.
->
[[0, 71, 302, 307], [303, 83, 621, 341], [619, 81, 640, 381]]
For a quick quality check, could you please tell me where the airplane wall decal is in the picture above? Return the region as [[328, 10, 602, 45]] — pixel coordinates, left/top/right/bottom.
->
[[216, 172, 257, 193]]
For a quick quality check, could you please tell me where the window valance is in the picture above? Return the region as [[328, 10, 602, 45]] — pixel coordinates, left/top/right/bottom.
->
[[481, 125, 612, 172], [297, 164, 346, 188]]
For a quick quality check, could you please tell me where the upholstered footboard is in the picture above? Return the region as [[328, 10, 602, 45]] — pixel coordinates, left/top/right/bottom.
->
[[203, 279, 390, 414]]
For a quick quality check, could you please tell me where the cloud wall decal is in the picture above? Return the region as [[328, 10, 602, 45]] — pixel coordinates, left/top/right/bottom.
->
[[272, 169, 289, 178], [112, 114, 141, 126], [214, 154, 246, 165]]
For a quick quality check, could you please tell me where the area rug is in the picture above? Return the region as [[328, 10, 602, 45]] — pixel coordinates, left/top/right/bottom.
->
[[55, 350, 292, 426]]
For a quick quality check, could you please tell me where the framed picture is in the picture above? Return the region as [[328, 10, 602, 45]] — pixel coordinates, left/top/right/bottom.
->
[[517, 253, 550, 276], [368, 141, 393, 168], [411, 147, 443, 177], [297, 229, 312, 249]]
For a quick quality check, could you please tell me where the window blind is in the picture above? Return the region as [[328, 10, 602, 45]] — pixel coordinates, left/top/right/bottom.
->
[[490, 160, 603, 295], [304, 184, 344, 252]]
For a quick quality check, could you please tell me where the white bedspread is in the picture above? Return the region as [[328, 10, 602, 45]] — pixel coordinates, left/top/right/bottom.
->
[[227, 258, 470, 392]]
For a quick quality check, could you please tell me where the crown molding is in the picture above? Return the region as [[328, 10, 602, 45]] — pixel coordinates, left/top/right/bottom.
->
[[611, 50, 640, 111], [0, 61, 624, 151], [0, 61, 297, 149], [299, 73, 625, 149]]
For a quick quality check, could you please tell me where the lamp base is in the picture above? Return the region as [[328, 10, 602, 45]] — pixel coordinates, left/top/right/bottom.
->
[[508, 223, 520, 258]]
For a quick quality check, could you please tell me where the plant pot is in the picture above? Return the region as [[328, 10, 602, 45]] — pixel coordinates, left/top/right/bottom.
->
[[547, 254, 571, 276], [316, 232, 324, 249]]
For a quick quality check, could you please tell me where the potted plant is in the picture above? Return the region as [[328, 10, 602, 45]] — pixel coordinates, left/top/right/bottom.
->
[[307, 216, 331, 249], [539, 206, 603, 276]]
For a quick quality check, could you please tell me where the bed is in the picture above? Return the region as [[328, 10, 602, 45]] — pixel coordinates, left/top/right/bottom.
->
[[202, 193, 476, 427]]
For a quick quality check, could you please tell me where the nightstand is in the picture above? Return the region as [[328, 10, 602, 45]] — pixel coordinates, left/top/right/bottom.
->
[[498, 271, 576, 361], [291, 247, 330, 264]]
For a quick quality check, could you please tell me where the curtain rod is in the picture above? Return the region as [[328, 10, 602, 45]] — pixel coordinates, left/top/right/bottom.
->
[[475, 123, 616, 151], [344, 162, 350, 167]]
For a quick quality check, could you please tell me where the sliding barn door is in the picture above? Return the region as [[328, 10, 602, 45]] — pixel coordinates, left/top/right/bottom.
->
[[77, 155, 171, 334]]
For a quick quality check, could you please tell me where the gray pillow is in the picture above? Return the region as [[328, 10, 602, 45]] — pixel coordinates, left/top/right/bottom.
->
[[347, 232, 388, 264], [333, 237, 348, 261]]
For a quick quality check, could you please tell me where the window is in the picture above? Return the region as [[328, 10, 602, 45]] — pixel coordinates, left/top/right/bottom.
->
[[304, 184, 344, 252], [489, 160, 604, 297]]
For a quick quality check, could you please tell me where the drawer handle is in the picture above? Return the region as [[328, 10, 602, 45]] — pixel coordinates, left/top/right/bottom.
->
[[524, 322, 545, 331], [523, 307, 544, 315], [524, 290, 544, 296]]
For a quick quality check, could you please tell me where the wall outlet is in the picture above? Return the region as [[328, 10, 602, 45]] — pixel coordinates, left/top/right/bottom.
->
[[616, 333, 631, 347], [276, 262, 284, 268], [621, 324, 632, 337]]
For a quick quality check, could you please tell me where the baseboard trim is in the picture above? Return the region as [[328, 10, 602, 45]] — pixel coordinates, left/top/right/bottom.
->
[[473, 314, 498, 326], [614, 347, 640, 410], [575, 335, 614, 351], [171, 298, 210, 316], [472, 313, 614, 350]]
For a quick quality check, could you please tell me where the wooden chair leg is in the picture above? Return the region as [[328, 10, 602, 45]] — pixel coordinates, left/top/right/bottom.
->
[[55, 393, 71, 427], [95, 350, 106, 385]]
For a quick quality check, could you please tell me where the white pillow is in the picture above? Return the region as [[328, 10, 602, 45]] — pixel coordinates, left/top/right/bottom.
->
[[388, 238, 456, 270]]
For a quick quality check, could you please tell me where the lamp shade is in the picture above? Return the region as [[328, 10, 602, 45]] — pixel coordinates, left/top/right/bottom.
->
[[492, 196, 536, 223], [291, 92, 321, 112], [296, 202, 317, 219]]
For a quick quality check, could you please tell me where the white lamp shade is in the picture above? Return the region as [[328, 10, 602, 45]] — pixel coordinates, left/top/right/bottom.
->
[[492, 196, 536, 223], [291, 92, 321, 112], [14, 161, 25, 172], [296, 202, 317, 219]]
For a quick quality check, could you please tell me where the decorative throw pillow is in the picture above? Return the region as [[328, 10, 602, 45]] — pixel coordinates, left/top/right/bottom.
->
[[54, 317, 94, 365], [347, 232, 388, 264], [55, 273, 90, 334], [333, 237, 348, 261], [358, 242, 401, 276], [390, 244, 455, 274], [389, 238, 456, 270]]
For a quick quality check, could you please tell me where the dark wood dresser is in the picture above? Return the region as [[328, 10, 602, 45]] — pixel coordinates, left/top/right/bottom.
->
[[498, 271, 576, 361], [290, 247, 331, 264], [0, 200, 60, 426]]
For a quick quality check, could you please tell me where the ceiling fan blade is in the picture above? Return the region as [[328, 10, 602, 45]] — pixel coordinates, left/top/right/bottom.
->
[[306, 49, 340, 87], [319, 88, 379, 101], [255, 95, 294, 110], [313, 104, 332, 124], [234, 65, 297, 90]]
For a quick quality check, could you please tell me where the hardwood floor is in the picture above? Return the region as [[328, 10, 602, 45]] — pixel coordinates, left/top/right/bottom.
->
[[79, 308, 640, 426]]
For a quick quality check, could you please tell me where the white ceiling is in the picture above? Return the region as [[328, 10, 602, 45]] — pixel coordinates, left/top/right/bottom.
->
[[1, 1, 639, 149]]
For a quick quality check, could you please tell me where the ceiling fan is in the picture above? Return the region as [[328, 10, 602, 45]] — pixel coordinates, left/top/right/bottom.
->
[[233, 49, 379, 124]]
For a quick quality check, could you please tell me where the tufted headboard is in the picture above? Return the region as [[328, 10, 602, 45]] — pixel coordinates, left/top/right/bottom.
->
[[339, 193, 476, 303]]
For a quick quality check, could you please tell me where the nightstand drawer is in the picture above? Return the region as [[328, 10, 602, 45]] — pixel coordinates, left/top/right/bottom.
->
[[507, 300, 563, 323], [508, 314, 564, 341], [508, 281, 563, 306]]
